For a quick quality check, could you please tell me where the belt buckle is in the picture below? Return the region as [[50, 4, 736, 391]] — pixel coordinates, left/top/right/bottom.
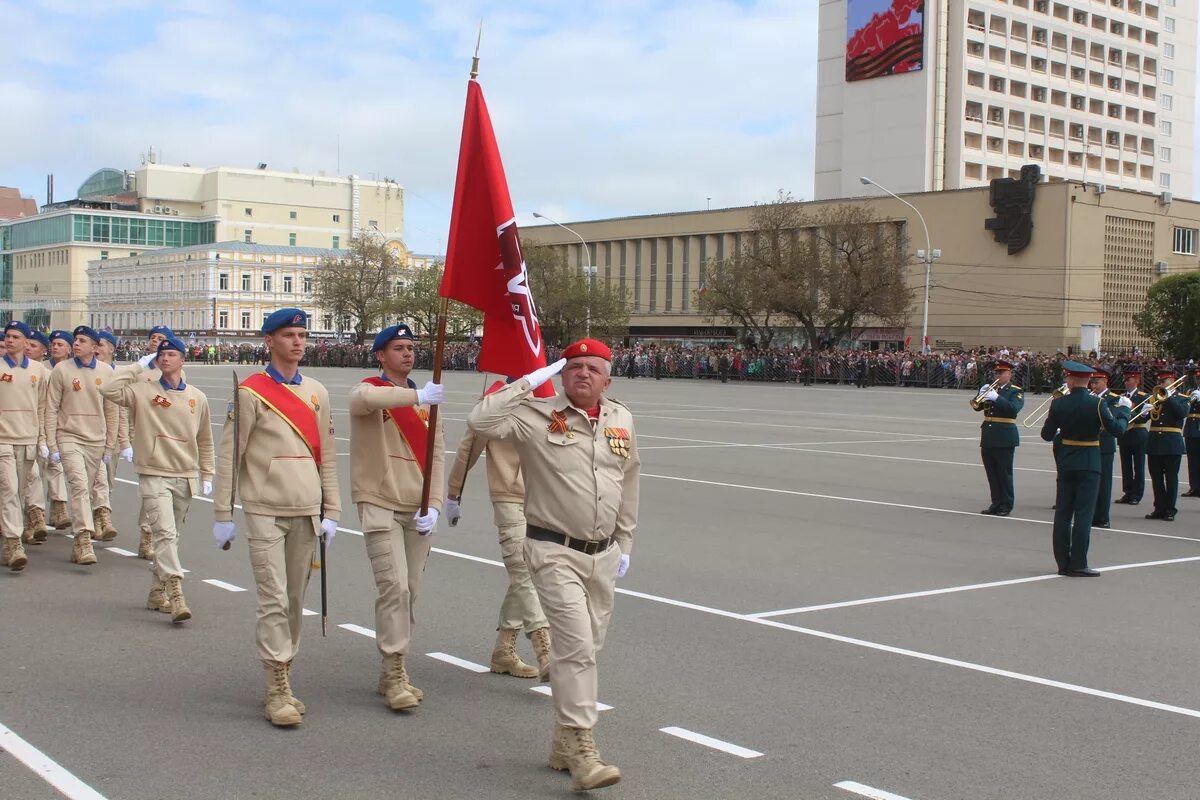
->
[[581, 539, 601, 555]]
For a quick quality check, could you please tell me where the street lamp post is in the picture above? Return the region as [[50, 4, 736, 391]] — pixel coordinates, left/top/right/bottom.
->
[[859, 176, 940, 354], [531, 212, 597, 336]]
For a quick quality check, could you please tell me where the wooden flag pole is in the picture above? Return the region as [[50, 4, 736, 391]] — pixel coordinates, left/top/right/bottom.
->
[[418, 296, 449, 515]]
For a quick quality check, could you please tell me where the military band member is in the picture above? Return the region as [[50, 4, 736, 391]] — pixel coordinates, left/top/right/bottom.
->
[[1090, 368, 1119, 529], [1040, 360, 1131, 576], [136, 325, 174, 559], [348, 324, 445, 711], [0, 323, 47, 572], [1115, 366, 1150, 505], [212, 308, 340, 728], [976, 358, 1024, 516], [19, 330, 50, 546], [101, 335, 213, 623], [447, 379, 552, 681], [44, 326, 119, 566], [1145, 366, 1189, 521], [1182, 366, 1200, 498], [38, 330, 73, 530], [468, 339, 638, 792]]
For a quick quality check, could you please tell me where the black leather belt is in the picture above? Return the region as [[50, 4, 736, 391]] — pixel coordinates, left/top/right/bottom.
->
[[527, 524, 613, 555]]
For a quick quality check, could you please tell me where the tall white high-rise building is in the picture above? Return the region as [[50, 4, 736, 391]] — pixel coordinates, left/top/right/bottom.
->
[[816, 0, 1196, 199]]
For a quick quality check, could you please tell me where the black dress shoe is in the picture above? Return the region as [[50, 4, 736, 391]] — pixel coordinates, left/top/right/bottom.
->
[[1128, 499, 1141, 505], [980, 507, 996, 515], [1183, 490, 1200, 498], [1056, 569, 1069, 576], [1066, 568, 1101, 577], [1093, 522, 1110, 529], [994, 509, 1011, 517], [1163, 514, 1176, 521], [1114, 496, 1130, 504]]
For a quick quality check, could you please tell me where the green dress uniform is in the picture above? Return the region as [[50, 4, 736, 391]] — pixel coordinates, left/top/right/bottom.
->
[[1117, 383, 1150, 504], [1093, 390, 1120, 528], [1146, 390, 1189, 520], [1183, 387, 1200, 496], [979, 381, 1024, 515], [1040, 377, 1130, 574]]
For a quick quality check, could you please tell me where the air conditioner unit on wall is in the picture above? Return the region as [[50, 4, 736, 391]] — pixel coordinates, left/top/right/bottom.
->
[[1159, 191, 1172, 205], [1155, 261, 1169, 275]]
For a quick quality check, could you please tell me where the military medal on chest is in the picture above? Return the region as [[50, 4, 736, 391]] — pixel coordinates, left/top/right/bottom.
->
[[548, 409, 570, 436], [604, 427, 631, 459], [71, 378, 82, 392], [0, 373, 11, 384], [152, 394, 172, 409]]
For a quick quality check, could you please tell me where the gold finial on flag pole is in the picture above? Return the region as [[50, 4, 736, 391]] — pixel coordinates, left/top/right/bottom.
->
[[469, 21, 483, 79]]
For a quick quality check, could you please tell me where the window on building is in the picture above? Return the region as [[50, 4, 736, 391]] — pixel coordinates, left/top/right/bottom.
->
[[1164, 42, 1175, 59], [1161, 173, 1172, 189], [1173, 226, 1194, 254], [303, 276, 313, 294], [289, 210, 297, 220], [283, 275, 293, 293], [240, 311, 251, 329], [1160, 146, 1172, 162], [218, 311, 229, 329], [1162, 94, 1173, 110], [1161, 120, 1173, 135], [332, 214, 340, 223], [1164, 16, 1175, 32], [244, 229, 252, 243], [262, 312, 270, 327], [219, 272, 229, 290], [332, 236, 340, 249], [322, 314, 333, 330], [244, 208, 253, 217], [289, 233, 297, 246], [100, 250, 108, 260], [241, 273, 251, 292], [1162, 68, 1174, 85], [262, 274, 272, 292]]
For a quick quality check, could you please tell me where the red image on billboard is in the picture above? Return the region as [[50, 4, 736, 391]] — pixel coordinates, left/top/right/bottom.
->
[[846, 0, 924, 82]]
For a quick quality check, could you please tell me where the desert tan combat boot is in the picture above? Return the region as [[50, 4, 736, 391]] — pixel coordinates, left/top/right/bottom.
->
[[491, 628, 539, 678], [166, 576, 191, 623], [25, 506, 47, 544], [263, 661, 302, 727], [93, 507, 118, 542], [146, 576, 171, 613], [70, 531, 97, 566], [2, 538, 27, 571], [49, 500, 70, 530], [549, 723, 570, 771], [530, 626, 551, 681], [559, 727, 621, 791], [137, 526, 154, 560], [377, 653, 419, 710], [284, 660, 305, 715]]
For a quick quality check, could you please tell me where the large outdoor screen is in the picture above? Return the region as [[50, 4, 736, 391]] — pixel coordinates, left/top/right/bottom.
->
[[846, 0, 924, 82]]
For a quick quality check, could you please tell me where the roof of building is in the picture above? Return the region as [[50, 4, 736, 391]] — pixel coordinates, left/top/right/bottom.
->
[[0, 187, 38, 220], [140, 240, 349, 258]]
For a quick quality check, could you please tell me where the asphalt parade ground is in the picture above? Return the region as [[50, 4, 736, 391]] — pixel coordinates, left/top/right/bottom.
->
[[3, 366, 1200, 800]]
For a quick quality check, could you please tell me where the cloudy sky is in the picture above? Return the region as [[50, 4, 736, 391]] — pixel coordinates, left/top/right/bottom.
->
[[0, 0, 816, 254]]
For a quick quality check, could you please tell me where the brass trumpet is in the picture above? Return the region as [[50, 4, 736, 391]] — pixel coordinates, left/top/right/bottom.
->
[[969, 378, 1002, 411], [1129, 375, 1187, 420], [1022, 382, 1068, 428]]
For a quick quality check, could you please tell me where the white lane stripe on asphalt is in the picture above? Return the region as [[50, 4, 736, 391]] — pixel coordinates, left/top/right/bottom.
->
[[104, 547, 137, 557], [338, 624, 376, 638], [642, 473, 1200, 544], [658, 726, 763, 758], [202, 579, 246, 592], [302, 608, 317, 616], [748, 554, 1200, 618], [529, 685, 614, 711], [835, 780, 916, 800], [0, 720, 109, 800], [638, 435, 971, 451], [426, 652, 490, 673]]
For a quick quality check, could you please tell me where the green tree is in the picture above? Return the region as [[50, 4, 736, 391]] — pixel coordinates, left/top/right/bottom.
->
[[390, 260, 481, 341], [522, 243, 630, 345], [313, 236, 405, 345], [1134, 272, 1200, 358]]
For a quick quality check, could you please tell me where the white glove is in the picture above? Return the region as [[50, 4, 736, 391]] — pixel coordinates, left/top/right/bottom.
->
[[138, 353, 157, 369], [119, 447, 134, 463], [38, 444, 49, 460], [616, 553, 630, 579], [1190, 389, 1200, 403], [320, 517, 337, 546], [101, 453, 111, 465], [984, 389, 999, 402], [414, 507, 439, 536], [213, 521, 236, 549], [445, 497, 461, 527], [979, 384, 991, 394], [524, 358, 567, 391], [1166, 387, 1177, 398], [202, 480, 213, 496], [416, 381, 445, 406], [50, 451, 61, 464], [1117, 394, 1133, 409]]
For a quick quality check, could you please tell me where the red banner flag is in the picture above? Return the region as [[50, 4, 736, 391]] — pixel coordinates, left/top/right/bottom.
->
[[440, 80, 554, 397]]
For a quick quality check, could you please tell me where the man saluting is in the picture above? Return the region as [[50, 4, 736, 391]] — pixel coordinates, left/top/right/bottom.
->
[[468, 339, 639, 792]]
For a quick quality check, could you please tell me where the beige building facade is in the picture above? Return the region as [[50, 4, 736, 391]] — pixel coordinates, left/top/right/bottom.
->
[[525, 181, 1200, 353]]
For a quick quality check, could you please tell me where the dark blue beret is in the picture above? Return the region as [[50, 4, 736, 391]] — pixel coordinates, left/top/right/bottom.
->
[[149, 325, 174, 340], [262, 308, 307, 334], [157, 335, 187, 356], [72, 325, 100, 344], [372, 324, 415, 352], [98, 331, 118, 348], [30, 331, 50, 349], [49, 330, 72, 345], [4, 321, 32, 338]]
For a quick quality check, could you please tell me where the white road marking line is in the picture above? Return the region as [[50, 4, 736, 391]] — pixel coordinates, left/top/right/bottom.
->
[[104, 547, 137, 557], [658, 726, 763, 758], [0, 720, 109, 800], [764, 444, 1060, 474], [747, 555, 1200, 618], [338, 623, 376, 638], [202, 579, 246, 592], [835, 780, 916, 800], [426, 652, 489, 673], [529, 685, 614, 711], [638, 436, 969, 451], [636, 412, 954, 438], [642, 472, 1200, 544], [302, 608, 317, 616]]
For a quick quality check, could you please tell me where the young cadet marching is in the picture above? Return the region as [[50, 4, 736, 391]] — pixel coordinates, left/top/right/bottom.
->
[[44, 326, 119, 566], [1040, 360, 1131, 576], [100, 335, 213, 623], [0, 322, 48, 572], [447, 379, 552, 681], [38, 330, 73, 531], [1144, 366, 1189, 522], [1114, 365, 1150, 506], [19, 330, 51, 547], [1089, 367, 1120, 529], [348, 324, 445, 711], [212, 309, 339, 728], [468, 339, 639, 792], [134, 325, 175, 560], [1181, 366, 1200, 498], [96, 331, 133, 498], [974, 358, 1024, 516]]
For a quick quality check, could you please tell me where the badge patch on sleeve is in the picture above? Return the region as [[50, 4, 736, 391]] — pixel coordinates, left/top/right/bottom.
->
[[604, 427, 631, 459]]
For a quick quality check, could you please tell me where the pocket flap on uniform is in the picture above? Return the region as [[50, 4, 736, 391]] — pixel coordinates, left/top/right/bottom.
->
[[358, 501, 393, 533]]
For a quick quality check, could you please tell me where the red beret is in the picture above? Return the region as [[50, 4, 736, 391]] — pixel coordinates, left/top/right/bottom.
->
[[562, 338, 611, 361], [993, 359, 1014, 372], [1158, 368, 1177, 379]]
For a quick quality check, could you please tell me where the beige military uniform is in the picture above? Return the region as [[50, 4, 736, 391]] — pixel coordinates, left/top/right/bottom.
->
[[214, 369, 340, 664], [44, 358, 119, 535], [448, 428, 547, 634], [33, 358, 67, 513], [349, 379, 444, 657], [0, 355, 47, 542], [100, 364, 214, 578], [468, 378, 639, 729]]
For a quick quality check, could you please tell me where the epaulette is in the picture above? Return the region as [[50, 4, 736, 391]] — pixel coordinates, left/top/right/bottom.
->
[[604, 396, 631, 411], [1009, 385, 1022, 391]]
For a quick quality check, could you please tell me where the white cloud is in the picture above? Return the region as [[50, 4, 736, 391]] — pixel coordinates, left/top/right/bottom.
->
[[0, 0, 819, 253]]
